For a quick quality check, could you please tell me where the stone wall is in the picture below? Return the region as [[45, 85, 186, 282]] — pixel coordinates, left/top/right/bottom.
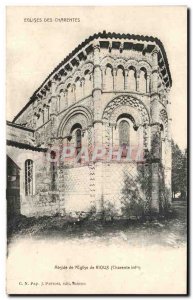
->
[[7, 33, 172, 217]]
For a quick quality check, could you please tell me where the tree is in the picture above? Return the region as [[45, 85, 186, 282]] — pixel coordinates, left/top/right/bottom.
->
[[172, 140, 187, 199]]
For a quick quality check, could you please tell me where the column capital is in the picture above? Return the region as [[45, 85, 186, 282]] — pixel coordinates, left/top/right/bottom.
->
[[125, 69, 129, 76], [136, 70, 141, 78], [113, 68, 117, 76]]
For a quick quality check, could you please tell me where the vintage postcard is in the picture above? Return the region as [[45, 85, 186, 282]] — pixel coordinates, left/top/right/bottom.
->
[[6, 6, 188, 294]]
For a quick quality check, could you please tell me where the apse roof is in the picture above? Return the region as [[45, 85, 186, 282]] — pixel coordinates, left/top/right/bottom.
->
[[13, 31, 172, 123]]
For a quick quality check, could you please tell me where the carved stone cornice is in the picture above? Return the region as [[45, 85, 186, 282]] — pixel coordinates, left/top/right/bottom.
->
[[13, 31, 172, 123]]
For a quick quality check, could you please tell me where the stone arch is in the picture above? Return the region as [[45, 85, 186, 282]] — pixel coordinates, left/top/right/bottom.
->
[[72, 70, 82, 82], [139, 67, 147, 93], [105, 63, 114, 74], [116, 65, 125, 90], [80, 61, 94, 77], [127, 66, 137, 91], [64, 76, 73, 89], [45, 92, 52, 101], [102, 95, 150, 125], [55, 80, 68, 93], [116, 114, 135, 126], [74, 76, 83, 101], [100, 56, 116, 68], [138, 60, 152, 74], [36, 103, 43, 112], [57, 105, 93, 137], [84, 73, 93, 97], [103, 63, 114, 90], [125, 59, 138, 70], [114, 58, 127, 69], [55, 76, 73, 92], [110, 105, 142, 127]]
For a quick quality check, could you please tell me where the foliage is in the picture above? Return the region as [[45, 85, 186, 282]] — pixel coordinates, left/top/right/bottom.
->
[[121, 166, 151, 219], [172, 140, 187, 199], [102, 201, 119, 221]]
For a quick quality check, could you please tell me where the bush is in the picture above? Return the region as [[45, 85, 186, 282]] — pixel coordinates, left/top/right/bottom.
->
[[102, 201, 119, 221], [121, 168, 150, 219]]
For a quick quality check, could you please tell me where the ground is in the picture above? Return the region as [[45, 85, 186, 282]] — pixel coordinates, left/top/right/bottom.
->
[[8, 199, 187, 248]]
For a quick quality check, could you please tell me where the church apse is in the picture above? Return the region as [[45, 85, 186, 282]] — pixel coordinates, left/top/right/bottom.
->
[[7, 31, 172, 218]]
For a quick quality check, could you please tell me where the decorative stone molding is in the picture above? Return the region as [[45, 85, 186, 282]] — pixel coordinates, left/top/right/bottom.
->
[[110, 105, 142, 127], [54, 62, 94, 106], [57, 105, 93, 137], [102, 95, 150, 125]]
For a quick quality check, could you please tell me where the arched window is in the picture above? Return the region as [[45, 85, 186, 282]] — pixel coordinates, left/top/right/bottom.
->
[[116, 66, 125, 90], [139, 68, 147, 93], [70, 124, 82, 162], [75, 77, 82, 101], [67, 83, 75, 105], [84, 70, 93, 96], [128, 67, 137, 91], [119, 120, 130, 146], [25, 159, 33, 195], [105, 64, 113, 90], [119, 120, 130, 157], [76, 128, 82, 159]]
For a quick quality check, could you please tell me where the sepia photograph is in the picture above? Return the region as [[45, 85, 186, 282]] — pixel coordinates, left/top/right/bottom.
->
[[6, 6, 188, 295]]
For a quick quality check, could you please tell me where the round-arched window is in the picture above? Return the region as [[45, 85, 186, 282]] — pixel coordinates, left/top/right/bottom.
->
[[25, 159, 33, 195]]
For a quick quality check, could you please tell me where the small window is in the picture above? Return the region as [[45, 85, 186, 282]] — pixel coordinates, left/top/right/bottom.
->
[[119, 120, 130, 157], [119, 120, 130, 146], [76, 129, 82, 161], [25, 159, 33, 195]]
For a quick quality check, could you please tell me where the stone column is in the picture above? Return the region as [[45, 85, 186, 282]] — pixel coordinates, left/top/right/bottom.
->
[[146, 74, 150, 93], [94, 162, 104, 215], [71, 84, 76, 104], [50, 80, 57, 96], [81, 78, 85, 99], [113, 68, 117, 91], [136, 70, 140, 92], [166, 93, 172, 142], [58, 137, 65, 214], [150, 47, 161, 213], [33, 113, 38, 129], [151, 47, 159, 94], [93, 41, 103, 214], [151, 95, 161, 213], [124, 70, 129, 91], [101, 67, 106, 90], [50, 96, 58, 115], [49, 96, 58, 139], [47, 104, 50, 121], [165, 91, 172, 203], [93, 41, 102, 145]]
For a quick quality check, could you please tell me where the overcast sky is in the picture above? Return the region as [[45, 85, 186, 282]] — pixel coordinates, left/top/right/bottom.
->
[[6, 6, 187, 150]]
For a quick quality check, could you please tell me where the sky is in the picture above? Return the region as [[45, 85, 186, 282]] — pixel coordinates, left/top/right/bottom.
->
[[6, 6, 187, 150]]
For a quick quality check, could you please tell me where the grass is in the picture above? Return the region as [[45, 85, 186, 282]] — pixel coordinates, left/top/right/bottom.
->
[[7, 200, 187, 248]]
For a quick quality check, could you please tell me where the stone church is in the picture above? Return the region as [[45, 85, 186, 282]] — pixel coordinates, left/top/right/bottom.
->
[[6, 31, 172, 218]]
